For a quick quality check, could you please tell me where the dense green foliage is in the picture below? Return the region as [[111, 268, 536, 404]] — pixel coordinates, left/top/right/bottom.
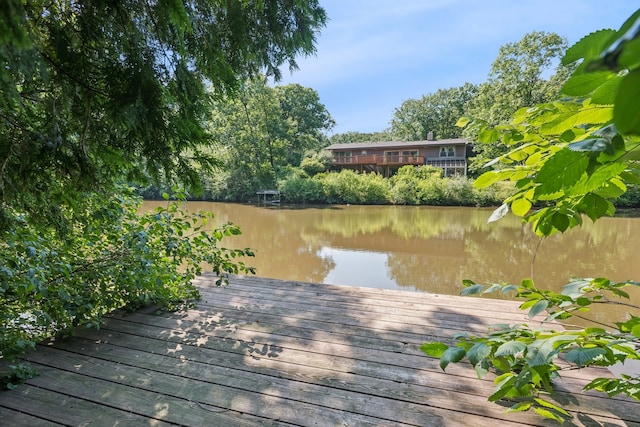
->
[[0, 0, 326, 375], [347, 32, 572, 176], [139, 77, 334, 201], [299, 150, 333, 176], [464, 31, 574, 173], [423, 277, 640, 423], [391, 83, 478, 140], [465, 32, 571, 128], [207, 77, 334, 199], [1, 0, 327, 219], [2, 187, 255, 350], [423, 10, 640, 423], [328, 131, 395, 144], [279, 166, 511, 206], [469, 24, 640, 235]]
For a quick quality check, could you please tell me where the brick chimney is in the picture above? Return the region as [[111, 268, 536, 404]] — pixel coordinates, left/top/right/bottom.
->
[[427, 131, 434, 141]]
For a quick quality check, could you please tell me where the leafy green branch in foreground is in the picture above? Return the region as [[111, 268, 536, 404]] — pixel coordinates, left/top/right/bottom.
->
[[422, 278, 640, 423], [423, 8, 640, 424], [460, 9, 640, 236], [0, 187, 255, 387]]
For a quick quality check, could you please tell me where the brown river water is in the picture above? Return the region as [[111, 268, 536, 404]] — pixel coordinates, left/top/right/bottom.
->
[[142, 201, 640, 327]]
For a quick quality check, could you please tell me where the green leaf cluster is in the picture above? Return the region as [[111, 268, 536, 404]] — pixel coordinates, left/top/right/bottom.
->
[[0, 1, 327, 221], [426, 9, 640, 423], [0, 363, 38, 390], [462, 31, 574, 172], [1, 186, 255, 368], [0, 1, 324, 379], [423, 277, 640, 422], [421, 324, 571, 423], [464, 10, 640, 236], [391, 83, 478, 140], [207, 77, 334, 200], [329, 131, 395, 144]]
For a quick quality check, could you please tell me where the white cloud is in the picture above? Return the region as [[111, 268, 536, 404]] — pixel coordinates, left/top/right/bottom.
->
[[278, 1, 638, 133]]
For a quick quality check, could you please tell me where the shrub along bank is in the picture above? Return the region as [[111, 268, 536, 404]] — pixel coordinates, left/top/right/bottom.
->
[[279, 166, 513, 206], [139, 165, 640, 208]]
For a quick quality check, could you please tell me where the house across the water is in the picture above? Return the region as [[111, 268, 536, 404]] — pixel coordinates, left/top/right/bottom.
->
[[324, 135, 470, 177]]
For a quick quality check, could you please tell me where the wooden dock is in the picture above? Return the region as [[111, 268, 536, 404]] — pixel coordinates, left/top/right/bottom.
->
[[256, 190, 281, 205], [2, 275, 639, 426]]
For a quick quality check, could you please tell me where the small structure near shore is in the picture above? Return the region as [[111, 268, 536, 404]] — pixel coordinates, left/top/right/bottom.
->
[[256, 189, 281, 205]]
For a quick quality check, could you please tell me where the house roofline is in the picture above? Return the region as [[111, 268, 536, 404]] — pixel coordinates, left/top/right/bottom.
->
[[325, 138, 469, 151]]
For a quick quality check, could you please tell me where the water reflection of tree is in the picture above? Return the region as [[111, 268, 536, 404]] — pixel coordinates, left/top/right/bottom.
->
[[305, 204, 640, 299], [142, 202, 640, 306], [225, 208, 335, 284], [150, 201, 335, 284], [312, 205, 499, 240], [389, 216, 640, 298]]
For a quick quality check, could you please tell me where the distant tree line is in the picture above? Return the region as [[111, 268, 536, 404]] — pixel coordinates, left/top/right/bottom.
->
[[140, 30, 640, 207], [142, 31, 600, 205], [335, 32, 575, 175]]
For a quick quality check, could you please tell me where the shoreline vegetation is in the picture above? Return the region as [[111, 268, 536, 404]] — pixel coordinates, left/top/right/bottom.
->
[[138, 165, 640, 209]]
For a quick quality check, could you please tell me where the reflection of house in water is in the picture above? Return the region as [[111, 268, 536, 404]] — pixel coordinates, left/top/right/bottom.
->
[[325, 134, 470, 177]]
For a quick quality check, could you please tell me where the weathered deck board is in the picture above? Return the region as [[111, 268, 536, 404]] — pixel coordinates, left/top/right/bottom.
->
[[1, 274, 639, 426], [0, 381, 181, 426], [0, 405, 66, 426]]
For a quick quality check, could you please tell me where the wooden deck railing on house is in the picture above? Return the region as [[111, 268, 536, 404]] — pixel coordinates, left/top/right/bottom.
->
[[332, 155, 425, 166]]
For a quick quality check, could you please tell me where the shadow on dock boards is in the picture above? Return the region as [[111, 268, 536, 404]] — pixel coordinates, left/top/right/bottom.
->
[[1, 275, 639, 426]]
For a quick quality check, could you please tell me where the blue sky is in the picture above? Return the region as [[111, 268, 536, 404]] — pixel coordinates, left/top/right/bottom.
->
[[277, 1, 638, 135]]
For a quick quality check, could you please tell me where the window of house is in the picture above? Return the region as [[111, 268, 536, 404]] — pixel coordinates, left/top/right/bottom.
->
[[402, 150, 418, 162], [333, 151, 352, 162], [385, 151, 399, 157], [439, 146, 455, 157]]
